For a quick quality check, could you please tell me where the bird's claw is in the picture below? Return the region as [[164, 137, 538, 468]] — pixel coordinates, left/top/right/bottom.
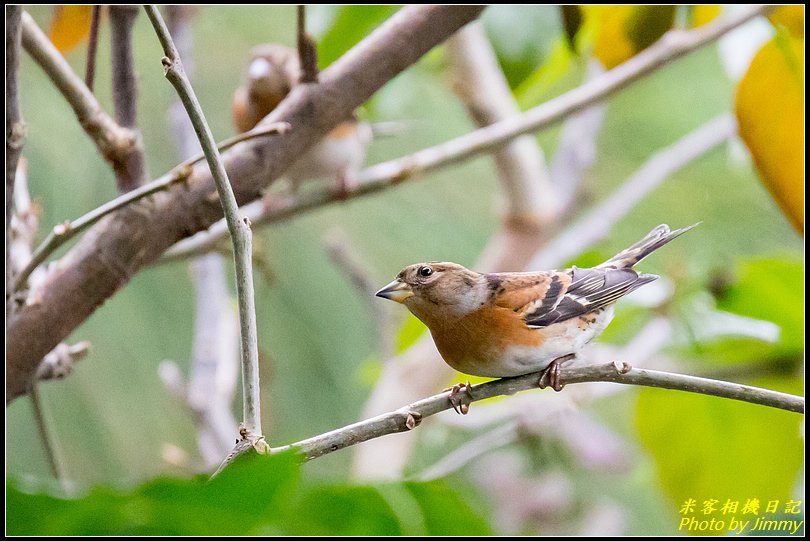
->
[[538, 353, 575, 392], [443, 381, 473, 415]]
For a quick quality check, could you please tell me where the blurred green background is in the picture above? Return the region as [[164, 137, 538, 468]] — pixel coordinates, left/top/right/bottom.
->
[[7, 5, 803, 535]]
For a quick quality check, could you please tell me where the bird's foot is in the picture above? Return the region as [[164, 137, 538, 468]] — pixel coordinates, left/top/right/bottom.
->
[[538, 353, 576, 392], [443, 381, 473, 415]]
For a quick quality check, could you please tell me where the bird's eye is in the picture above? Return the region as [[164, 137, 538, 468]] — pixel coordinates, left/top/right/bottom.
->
[[418, 266, 433, 277]]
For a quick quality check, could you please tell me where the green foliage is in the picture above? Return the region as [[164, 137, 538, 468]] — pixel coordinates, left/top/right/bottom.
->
[[635, 379, 803, 534], [397, 314, 428, 354], [7, 452, 491, 535], [314, 6, 400, 69], [714, 256, 803, 356]]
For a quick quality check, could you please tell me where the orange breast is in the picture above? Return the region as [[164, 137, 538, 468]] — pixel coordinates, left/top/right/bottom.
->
[[430, 306, 544, 377]]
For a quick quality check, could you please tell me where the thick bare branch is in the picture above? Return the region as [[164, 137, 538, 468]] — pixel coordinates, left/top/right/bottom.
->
[[12, 123, 289, 292], [20, 12, 142, 190], [7, 5, 485, 403]]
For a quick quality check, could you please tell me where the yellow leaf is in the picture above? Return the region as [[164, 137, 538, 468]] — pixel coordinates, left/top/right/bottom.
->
[[735, 35, 805, 234], [583, 5, 635, 69], [691, 5, 722, 27], [583, 5, 676, 69], [768, 5, 805, 38], [48, 6, 93, 54]]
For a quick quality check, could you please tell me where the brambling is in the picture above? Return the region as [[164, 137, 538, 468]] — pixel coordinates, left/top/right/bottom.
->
[[232, 44, 371, 194], [376, 223, 697, 413]]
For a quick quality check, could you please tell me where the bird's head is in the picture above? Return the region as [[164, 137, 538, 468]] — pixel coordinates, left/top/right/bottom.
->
[[376, 262, 484, 320]]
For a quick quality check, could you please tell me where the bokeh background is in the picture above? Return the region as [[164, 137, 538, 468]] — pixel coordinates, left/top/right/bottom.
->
[[7, 5, 804, 535]]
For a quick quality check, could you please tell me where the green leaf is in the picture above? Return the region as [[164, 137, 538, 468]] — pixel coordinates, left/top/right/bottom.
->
[[714, 256, 803, 354], [397, 314, 428, 354], [314, 6, 400, 69], [282, 485, 403, 535], [635, 378, 803, 534], [405, 481, 492, 535], [7, 452, 301, 536], [7, 451, 495, 535]]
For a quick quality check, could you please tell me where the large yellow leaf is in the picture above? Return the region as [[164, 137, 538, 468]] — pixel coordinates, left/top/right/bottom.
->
[[48, 6, 93, 54], [735, 35, 805, 234]]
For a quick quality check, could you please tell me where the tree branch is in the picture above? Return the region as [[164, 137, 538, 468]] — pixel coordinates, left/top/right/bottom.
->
[[84, 5, 101, 91], [165, 4, 239, 469], [6, 5, 485, 403], [110, 6, 148, 191], [144, 5, 264, 446], [11, 123, 289, 293], [6, 5, 24, 309], [19, 11, 142, 190], [274, 362, 803, 462], [297, 5, 318, 83]]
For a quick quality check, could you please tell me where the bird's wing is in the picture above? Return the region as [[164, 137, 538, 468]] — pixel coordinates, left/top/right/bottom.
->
[[492, 268, 656, 328]]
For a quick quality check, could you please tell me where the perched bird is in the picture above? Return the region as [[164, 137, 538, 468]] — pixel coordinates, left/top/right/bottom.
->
[[376, 223, 697, 413], [232, 44, 371, 193]]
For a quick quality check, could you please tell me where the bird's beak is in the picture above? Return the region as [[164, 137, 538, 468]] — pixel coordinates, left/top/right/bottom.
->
[[375, 279, 414, 303]]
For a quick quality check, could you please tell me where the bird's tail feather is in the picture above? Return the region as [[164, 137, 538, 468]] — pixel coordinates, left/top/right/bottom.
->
[[598, 223, 700, 269]]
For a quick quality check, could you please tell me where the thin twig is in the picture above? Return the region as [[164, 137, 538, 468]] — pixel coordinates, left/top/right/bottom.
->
[[29, 384, 66, 486], [144, 6, 264, 453], [20, 11, 140, 188], [272, 362, 803, 463], [297, 5, 318, 83], [166, 4, 239, 469], [11, 123, 289, 292], [110, 6, 148, 191], [529, 114, 735, 270], [84, 5, 101, 91], [6, 5, 24, 307]]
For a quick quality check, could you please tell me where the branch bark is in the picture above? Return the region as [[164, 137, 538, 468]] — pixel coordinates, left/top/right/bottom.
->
[[144, 5, 263, 443], [110, 6, 148, 191], [275, 362, 803, 462], [6, 5, 485, 403], [84, 5, 101, 91], [6, 5, 24, 309], [20, 12, 142, 192]]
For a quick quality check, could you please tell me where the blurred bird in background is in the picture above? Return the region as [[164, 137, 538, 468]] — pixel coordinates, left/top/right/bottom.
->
[[232, 44, 372, 195]]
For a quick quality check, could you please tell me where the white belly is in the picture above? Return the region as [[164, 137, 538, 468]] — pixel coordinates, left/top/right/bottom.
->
[[496, 306, 615, 376]]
